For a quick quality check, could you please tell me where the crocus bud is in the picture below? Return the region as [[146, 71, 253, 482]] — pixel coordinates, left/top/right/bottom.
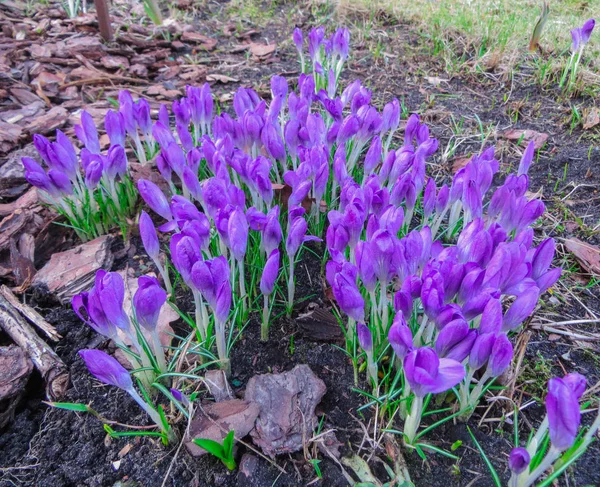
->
[[547, 377, 582, 451], [260, 249, 280, 295], [133, 276, 166, 331], [356, 322, 373, 353], [364, 136, 382, 174], [138, 179, 172, 221], [139, 211, 160, 261], [388, 314, 413, 360], [563, 372, 587, 399], [487, 334, 513, 377], [227, 207, 248, 261], [403, 347, 465, 397], [509, 447, 530, 475], [293, 28, 303, 54], [435, 319, 476, 362], [79, 349, 132, 391], [381, 98, 400, 133], [502, 287, 539, 331]]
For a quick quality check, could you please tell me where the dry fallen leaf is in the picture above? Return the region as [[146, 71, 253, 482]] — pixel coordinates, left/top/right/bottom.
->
[[502, 129, 549, 150], [249, 42, 276, 58], [564, 238, 600, 275], [582, 108, 600, 130], [451, 155, 473, 173], [206, 73, 239, 84]]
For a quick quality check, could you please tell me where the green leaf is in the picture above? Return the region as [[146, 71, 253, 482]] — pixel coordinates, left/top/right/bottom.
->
[[45, 402, 91, 413], [467, 426, 501, 487], [451, 440, 463, 451], [223, 430, 235, 461], [416, 443, 459, 460], [193, 438, 226, 461]]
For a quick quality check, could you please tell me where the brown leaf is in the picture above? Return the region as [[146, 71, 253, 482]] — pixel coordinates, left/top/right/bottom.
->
[[451, 155, 473, 173], [502, 129, 548, 150], [582, 108, 600, 130], [249, 42, 276, 58], [564, 238, 600, 275], [180, 32, 217, 50], [206, 73, 239, 84]]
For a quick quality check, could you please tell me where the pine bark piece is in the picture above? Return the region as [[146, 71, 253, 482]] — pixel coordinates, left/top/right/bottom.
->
[[297, 308, 344, 342], [0, 285, 61, 341], [32, 235, 113, 304], [0, 295, 68, 400], [185, 400, 260, 457], [0, 345, 33, 428], [245, 364, 327, 457]]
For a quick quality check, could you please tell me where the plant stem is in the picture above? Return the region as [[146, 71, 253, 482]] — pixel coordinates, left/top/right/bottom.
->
[[151, 331, 168, 374], [215, 318, 231, 377], [287, 258, 295, 316], [404, 395, 423, 445], [261, 294, 270, 342], [193, 290, 207, 342]]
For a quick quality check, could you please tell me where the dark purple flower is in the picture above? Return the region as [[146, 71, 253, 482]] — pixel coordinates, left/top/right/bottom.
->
[[403, 347, 465, 397], [509, 447, 530, 475], [547, 377, 581, 450], [468, 332, 496, 371], [133, 276, 166, 331], [227, 207, 248, 261], [171, 234, 201, 287], [357, 322, 373, 353], [286, 215, 320, 257], [79, 349, 132, 390], [72, 291, 116, 338]]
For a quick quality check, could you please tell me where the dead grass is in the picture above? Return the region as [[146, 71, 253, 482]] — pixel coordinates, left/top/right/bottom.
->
[[336, 0, 600, 92]]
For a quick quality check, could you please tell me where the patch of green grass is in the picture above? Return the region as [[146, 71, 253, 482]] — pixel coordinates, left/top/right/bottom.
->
[[520, 351, 554, 399], [338, 0, 600, 95]]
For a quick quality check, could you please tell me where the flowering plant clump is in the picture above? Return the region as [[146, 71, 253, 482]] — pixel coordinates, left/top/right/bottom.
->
[[43, 26, 597, 479], [23, 110, 138, 242], [560, 18, 595, 89]]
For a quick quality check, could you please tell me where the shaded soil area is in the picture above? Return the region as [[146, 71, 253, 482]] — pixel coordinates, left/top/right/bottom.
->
[[1, 0, 599, 486]]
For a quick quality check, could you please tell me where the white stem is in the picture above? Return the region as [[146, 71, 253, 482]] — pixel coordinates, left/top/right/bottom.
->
[[154, 257, 172, 295], [287, 257, 295, 314], [215, 318, 230, 376], [128, 387, 164, 429], [193, 290, 207, 341], [151, 330, 167, 373], [238, 259, 247, 314], [404, 395, 423, 444], [519, 446, 561, 487], [261, 294, 270, 342]]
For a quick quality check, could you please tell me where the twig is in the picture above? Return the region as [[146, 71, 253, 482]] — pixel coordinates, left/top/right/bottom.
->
[[0, 294, 68, 400], [0, 286, 61, 341]]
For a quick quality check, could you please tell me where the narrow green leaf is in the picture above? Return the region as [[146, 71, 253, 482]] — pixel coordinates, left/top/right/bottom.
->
[[467, 426, 501, 487], [193, 438, 226, 461]]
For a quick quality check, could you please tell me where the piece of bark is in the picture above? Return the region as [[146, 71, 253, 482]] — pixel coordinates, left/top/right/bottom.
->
[[0, 210, 35, 252], [565, 238, 600, 275], [24, 106, 69, 136], [0, 187, 39, 217], [0, 285, 61, 341], [10, 237, 36, 288], [245, 364, 327, 457], [185, 399, 260, 457], [0, 345, 33, 428], [297, 308, 344, 342], [32, 235, 114, 304], [0, 294, 68, 400]]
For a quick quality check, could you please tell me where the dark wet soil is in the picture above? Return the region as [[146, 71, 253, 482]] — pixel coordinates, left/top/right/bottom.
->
[[1, 0, 600, 486]]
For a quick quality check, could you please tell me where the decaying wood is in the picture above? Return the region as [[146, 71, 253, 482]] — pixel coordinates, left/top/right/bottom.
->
[[0, 285, 61, 341], [32, 235, 114, 304], [0, 345, 33, 428], [0, 294, 68, 400]]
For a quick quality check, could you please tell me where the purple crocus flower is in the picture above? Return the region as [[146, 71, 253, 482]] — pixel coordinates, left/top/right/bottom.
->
[[190, 256, 231, 324], [227, 207, 248, 262], [105, 110, 126, 147], [403, 347, 466, 397], [487, 334, 513, 377], [435, 319, 477, 362], [139, 211, 160, 261], [502, 287, 539, 331], [170, 234, 202, 287], [260, 249, 280, 295], [72, 291, 116, 339], [509, 447, 530, 475], [293, 28, 303, 54], [79, 349, 132, 390], [133, 276, 166, 331], [138, 179, 172, 222], [95, 270, 130, 332], [286, 214, 320, 257], [74, 110, 100, 154], [547, 376, 582, 450], [388, 314, 413, 360], [357, 322, 373, 353]]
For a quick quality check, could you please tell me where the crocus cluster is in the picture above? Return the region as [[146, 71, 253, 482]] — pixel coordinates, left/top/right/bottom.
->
[[72, 270, 169, 382], [23, 110, 137, 241], [560, 18, 596, 89], [325, 116, 562, 443], [509, 372, 600, 487]]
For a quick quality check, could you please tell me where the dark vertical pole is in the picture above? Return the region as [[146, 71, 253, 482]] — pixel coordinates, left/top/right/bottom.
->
[[93, 0, 113, 42]]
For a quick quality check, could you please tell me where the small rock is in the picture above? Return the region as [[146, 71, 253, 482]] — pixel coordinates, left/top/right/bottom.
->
[[185, 399, 260, 457], [245, 364, 327, 457], [205, 369, 234, 402], [238, 453, 259, 479]]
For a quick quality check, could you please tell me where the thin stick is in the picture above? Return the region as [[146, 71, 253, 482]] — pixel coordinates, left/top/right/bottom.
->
[[93, 0, 113, 42]]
